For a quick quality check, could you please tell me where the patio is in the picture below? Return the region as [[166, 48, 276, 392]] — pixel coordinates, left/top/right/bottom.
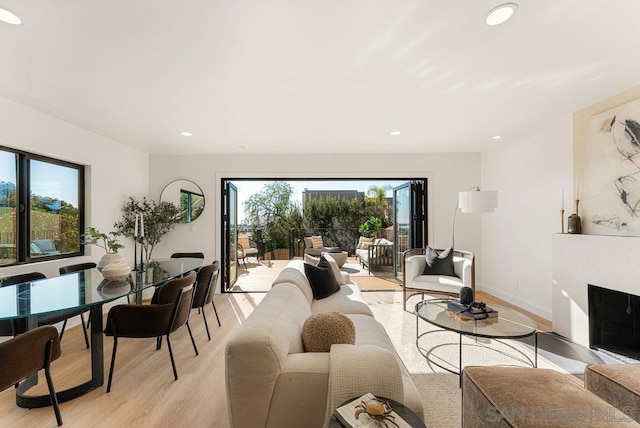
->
[[230, 255, 402, 293]]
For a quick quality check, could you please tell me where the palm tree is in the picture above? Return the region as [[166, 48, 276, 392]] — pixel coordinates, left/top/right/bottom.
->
[[366, 185, 393, 203]]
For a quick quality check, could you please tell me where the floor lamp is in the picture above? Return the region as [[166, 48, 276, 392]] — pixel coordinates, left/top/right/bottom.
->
[[452, 187, 498, 248]]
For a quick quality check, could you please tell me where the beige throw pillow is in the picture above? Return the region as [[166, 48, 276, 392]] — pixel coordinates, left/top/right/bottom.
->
[[311, 235, 324, 249], [321, 253, 345, 285]]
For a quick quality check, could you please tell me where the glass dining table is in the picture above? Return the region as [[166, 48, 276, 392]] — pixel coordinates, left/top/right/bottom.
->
[[0, 258, 204, 409]]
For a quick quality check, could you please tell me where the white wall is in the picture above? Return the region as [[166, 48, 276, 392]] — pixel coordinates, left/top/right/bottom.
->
[[0, 96, 149, 279], [149, 153, 483, 292], [481, 118, 573, 320]]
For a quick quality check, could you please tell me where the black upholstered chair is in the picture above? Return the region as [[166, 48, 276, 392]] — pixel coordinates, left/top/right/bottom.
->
[[0, 325, 63, 426], [171, 252, 205, 259], [59, 262, 97, 275], [192, 261, 221, 340], [104, 271, 198, 392]]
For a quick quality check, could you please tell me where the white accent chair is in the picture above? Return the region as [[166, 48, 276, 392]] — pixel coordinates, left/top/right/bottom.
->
[[402, 248, 474, 311]]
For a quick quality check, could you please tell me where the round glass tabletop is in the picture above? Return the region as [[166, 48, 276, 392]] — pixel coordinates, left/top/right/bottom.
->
[[415, 298, 537, 339]]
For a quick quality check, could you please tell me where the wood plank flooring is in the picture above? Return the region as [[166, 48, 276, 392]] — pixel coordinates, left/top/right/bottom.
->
[[0, 289, 550, 427]]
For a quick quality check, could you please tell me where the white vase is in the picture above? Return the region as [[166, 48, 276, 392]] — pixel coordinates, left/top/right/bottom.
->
[[101, 260, 131, 281], [97, 253, 125, 272]]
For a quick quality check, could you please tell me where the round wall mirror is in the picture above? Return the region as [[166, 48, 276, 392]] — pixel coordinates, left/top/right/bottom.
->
[[160, 179, 205, 223]]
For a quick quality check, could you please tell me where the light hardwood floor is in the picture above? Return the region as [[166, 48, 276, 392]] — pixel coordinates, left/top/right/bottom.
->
[[0, 290, 550, 427]]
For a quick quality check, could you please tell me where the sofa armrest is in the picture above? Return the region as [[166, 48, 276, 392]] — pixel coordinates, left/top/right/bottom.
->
[[404, 255, 425, 284]]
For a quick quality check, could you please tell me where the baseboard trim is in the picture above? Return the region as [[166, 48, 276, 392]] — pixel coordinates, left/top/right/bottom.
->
[[479, 285, 552, 321]]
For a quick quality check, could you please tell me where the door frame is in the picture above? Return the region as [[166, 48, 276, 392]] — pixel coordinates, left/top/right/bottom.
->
[[217, 174, 432, 293]]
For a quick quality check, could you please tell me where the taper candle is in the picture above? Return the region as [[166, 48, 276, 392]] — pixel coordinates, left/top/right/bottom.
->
[[561, 189, 564, 210], [140, 214, 144, 238], [134, 214, 139, 238]]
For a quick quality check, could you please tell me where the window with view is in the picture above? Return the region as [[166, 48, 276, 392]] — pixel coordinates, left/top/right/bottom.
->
[[0, 146, 84, 266]]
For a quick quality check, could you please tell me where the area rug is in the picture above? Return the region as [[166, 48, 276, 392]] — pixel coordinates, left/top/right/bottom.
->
[[363, 292, 572, 428]]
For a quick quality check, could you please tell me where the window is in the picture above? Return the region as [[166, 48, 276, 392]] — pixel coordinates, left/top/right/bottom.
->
[[0, 146, 84, 266]]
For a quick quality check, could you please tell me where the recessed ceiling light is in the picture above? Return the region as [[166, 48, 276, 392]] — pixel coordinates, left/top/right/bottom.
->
[[0, 7, 21, 25], [390, 131, 402, 136], [485, 3, 518, 26], [179, 131, 192, 137], [492, 135, 502, 140]]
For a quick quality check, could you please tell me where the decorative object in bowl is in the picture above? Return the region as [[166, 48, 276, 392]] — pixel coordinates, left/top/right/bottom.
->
[[101, 261, 131, 281]]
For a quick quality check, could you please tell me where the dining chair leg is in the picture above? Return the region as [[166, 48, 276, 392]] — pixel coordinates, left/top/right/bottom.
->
[[186, 321, 199, 356], [165, 335, 178, 380], [211, 301, 221, 327], [107, 335, 118, 393], [79, 313, 90, 349], [201, 307, 211, 341], [156, 336, 163, 350], [58, 319, 68, 342], [44, 340, 63, 426]]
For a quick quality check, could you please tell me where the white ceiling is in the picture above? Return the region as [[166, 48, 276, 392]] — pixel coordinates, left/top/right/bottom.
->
[[0, 0, 639, 155]]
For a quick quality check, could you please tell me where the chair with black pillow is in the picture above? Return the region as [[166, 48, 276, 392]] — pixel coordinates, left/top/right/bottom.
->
[[401, 247, 474, 311], [0, 325, 63, 426], [104, 271, 198, 392], [192, 261, 221, 340]]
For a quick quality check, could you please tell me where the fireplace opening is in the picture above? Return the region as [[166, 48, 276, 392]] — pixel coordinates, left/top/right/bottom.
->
[[588, 284, 640, 360]]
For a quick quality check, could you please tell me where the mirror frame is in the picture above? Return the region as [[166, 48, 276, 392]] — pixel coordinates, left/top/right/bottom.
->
[[160, 179, 205, 223]]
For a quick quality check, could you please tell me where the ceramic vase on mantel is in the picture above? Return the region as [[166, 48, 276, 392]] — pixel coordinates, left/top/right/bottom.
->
[[567, 199, 582, 234], [97, 252, 126, 272]]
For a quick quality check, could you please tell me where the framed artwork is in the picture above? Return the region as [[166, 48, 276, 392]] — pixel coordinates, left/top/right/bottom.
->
[[582, 97, 640, 236]]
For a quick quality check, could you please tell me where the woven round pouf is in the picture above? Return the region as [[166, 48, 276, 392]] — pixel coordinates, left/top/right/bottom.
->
[[302, 311, 355, 352]]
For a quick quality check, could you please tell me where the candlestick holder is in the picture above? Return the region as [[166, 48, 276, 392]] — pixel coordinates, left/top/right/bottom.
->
[[560, 209, 565, 233]]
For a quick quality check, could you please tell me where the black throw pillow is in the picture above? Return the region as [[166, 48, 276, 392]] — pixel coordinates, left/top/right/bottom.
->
[[422, 246, 457, 277], [304, 262, 340, 300]]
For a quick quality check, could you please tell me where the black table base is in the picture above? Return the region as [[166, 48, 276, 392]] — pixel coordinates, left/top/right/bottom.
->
[[16, 305, 105, 408]]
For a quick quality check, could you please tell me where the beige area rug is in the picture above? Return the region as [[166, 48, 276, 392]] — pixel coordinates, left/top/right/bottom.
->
[[363, 292, 570, 428]]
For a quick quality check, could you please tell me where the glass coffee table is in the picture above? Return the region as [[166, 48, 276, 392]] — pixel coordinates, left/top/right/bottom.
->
[[415, 299, 538, 386]]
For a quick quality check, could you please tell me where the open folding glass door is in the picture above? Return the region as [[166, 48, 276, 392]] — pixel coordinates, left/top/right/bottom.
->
[[222, 181, 238, 291], [393, 180, 426, 278]]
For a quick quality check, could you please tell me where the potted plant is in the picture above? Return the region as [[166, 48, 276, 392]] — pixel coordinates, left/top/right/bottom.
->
[[81, 227, 126, 272], [114, 196, 181, 262], [359, 216, 382, 238]]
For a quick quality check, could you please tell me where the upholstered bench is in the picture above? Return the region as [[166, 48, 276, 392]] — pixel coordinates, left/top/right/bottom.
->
[[585, 364, 640, 423], [462, 366, 639, 427]]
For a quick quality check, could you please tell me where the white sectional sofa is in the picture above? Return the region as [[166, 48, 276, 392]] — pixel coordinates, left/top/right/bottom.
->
[[225, 260, 424, 427], [402, 248, 475, 311]]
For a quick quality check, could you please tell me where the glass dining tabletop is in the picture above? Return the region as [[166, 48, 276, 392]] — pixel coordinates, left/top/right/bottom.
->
[[0, 258, 204, 321]]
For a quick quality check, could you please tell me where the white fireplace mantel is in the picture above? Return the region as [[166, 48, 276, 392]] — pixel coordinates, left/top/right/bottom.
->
[[552, 233, 640, 347]]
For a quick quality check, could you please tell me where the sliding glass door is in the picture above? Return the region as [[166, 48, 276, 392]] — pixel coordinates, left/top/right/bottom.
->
[[222, 181, 238, 290], [393, 180, 426, 278]]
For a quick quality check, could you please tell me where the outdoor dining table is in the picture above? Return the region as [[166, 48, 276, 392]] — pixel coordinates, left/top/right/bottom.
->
[[0, 257, 204, 409]]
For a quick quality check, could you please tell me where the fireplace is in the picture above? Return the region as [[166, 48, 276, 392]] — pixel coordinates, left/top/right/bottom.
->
[[588, 284, 640, 360]]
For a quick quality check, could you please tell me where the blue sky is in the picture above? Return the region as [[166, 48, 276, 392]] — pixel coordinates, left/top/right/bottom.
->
[[0, 151, 79, 207]]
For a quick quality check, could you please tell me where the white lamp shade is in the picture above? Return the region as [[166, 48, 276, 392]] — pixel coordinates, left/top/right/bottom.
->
[[459, 190, 498, 213]]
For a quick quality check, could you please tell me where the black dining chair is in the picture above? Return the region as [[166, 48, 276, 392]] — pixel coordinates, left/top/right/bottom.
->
[[104, 271, 198, 392], [2, 271, 90, 348], [0, 325, 63, 426], [192, 261, 221, 340], [171, 252, 205, 259]]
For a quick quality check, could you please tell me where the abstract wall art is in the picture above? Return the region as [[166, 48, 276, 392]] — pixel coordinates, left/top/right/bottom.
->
[[582, 97, 640, 236]]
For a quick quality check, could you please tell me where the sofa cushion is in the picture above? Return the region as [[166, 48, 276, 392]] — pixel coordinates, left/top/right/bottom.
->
[[423, 246, 456, 277], [301, 312, 355, 352], [304, 262, 340, 300], [311, 282, 374, 317], [585, 363, 640, 423], [319, 253, 345, 286]]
